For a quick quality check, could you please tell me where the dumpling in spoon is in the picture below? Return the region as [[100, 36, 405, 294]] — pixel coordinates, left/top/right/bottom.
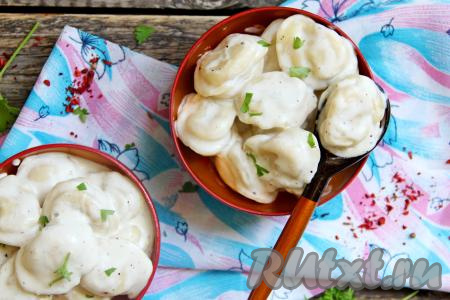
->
[[194, 33, 267, 98], [260, 19, 283, 72], [276, 14, 358, 90], [317, 75, 387, 157], [215, 130, 278, 203], [244, 127, 320, 196], [235, 71, 317, 130], [175, 93, 236, 156], [0, 175, 40, 247]]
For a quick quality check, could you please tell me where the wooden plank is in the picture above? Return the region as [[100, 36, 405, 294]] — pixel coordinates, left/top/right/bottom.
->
[[0, 0, 282, 9], [0, 13, 225, 107]]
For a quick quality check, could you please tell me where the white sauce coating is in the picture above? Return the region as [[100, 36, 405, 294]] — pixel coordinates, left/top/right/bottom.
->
[[194, 33, 267, 98], [54, 286, 110, 300], [15, 220, 99, 294], [317, 75, 386, 157], [244, 127, 321, 196], [261, 19, 283, 72], [0, 254, 52, 300], [0, 175, 40, 247], [0, 244, 18, 268], [175, 93, 236, 156], [214, 129, 278, 203], [16, 153, 108, 204], [276, 14, 358, 90], [81, 238, 153, 298], [235, 71, 317, 130]]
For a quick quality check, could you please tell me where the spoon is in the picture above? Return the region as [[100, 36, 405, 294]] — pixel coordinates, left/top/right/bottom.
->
[[249, 98, 391, 299]]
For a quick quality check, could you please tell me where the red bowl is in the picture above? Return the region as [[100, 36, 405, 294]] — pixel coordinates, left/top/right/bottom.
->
[[0, 144, 160, 299], [170, 7, 371, 216]]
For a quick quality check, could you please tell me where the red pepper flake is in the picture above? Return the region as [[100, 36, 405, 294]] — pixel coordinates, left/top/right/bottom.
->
[[70, 132, 74, 136], [98, 94, 103, 99], [346, 216, 351, 220], [370, 199, 376, 206], [81, 68, 88, 74], [43, 79, 50, 87], [335, 235, 339, 240], [89, 56, 99, 64], [402, 211, 409, 216], [446, 159, 450, 164], [353, 233, 358, 239], [358, 218, 376, 230], [102, 59, 112, 66], [377, 217, 386, 226], [409, 233, 416, 239], [393, 172, 405, 183], [386, 204, 393, 213], [402, 225, 407, 230], [408, 151, 413, 159], [74, 67, 81, 77], [0, 57, 5, 69], [404, 199, 411, 210], [11, 64, 17, 69]]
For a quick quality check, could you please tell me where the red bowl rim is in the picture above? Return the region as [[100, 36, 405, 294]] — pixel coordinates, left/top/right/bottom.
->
[[0, 143, 161, 299], [170, 6, 371, 216]]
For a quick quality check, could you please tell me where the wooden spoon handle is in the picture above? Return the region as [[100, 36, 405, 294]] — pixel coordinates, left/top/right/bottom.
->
[[248, 196, 317, 300]]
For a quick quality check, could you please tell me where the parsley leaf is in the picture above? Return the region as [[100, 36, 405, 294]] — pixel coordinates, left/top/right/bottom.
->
[[104, 267, 117, 277], [293, 36, 304, 49], [319, 287, 355, 300], [100, 209, 115, 222], [49, 253, 73, 287], [240, 92, 253, 113], [307, 132, 316, 148], [257, 40, 271, 47], [179, 181, 198, 193], [135, 25, 155, 45], [38, 216, 49, 229], [0, 93, 20, 133], [249, 112, 263, 117], [247, 153, 270, 177], [76, 182, 87, 191], [289, 66, 311, 79], [73, 106, 89, 123], [125, 142, 136, 150]]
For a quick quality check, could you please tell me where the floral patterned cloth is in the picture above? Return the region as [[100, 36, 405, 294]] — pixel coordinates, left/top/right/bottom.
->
[[0, 0, 449, 298]]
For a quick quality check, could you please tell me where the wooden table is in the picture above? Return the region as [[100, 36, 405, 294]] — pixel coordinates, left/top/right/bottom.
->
[[0, 1, 448, 299]]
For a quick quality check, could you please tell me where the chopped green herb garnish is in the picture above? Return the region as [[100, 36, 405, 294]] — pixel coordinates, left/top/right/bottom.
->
[[247, 153, 270, 177], [49, 253, 72, 287], [293, 36, 304, 49], [289, 66, 311, 79], [179, 181, 198, 193], [307, 132, 316, 148], [76, 182, 87, 191], [38, 215, 49, 229], [100, 209, 115, 222], [104, 267, 117, 277], [73, 106, 89, 123], [0, 93, 20, 133], [257, 40, 271, 47], [240, 92, 253, 113], [125, 142, 136, 150], [135, 25, 155, 45], [249, 112, 263, 117], [319, 287, 355, 300]]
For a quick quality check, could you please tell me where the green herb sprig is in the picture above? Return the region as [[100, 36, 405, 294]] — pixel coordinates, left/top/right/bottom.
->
[[49, 253, 72, 286], [104, 267, 117, 277], [135, 25, 155, 45], [307, 132, 316, 148], [247, 153, 269, 177], [293, 36, 304, 50], [100, 209, 115, 222], [257, 40, 271, 47], [289, 66, 311, 79]]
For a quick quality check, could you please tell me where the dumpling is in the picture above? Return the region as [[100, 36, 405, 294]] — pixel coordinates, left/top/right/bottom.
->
[[0, 175, 40, 247], [42, 177, 119, 235], [244, 127, 320, 195], [175, 93, 236, 156], [276, 14, 358, 90], [54, 286, 110, 300], [235, 71, 317, 130], [0, 254, 52, 300], [16, 153, 109, 204], [194, 33, 267, 98], [317, 75, 387, 157], [80, 238, 153, 298], [215, 130, 278, 203], [112, 212, 155, 253], [15, 221, 99, 294], [261, 19, 283, 72], [0, 244, 18, 268]]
